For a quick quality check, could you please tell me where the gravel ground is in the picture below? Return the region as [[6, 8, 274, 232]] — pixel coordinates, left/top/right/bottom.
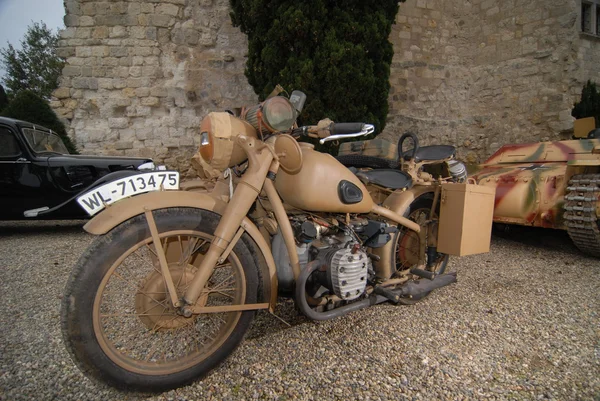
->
[[0, 220, 598, 401]]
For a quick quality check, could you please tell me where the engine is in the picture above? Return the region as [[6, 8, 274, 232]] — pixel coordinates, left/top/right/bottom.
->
[[273, 216, 393, 301]]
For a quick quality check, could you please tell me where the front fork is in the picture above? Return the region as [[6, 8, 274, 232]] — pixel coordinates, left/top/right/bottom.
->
[[153, 135, 275, 313]]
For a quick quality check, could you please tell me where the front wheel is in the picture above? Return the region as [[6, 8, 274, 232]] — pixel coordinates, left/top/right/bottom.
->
[[391, 195, 449, 305], [61, 208, 259, 392]]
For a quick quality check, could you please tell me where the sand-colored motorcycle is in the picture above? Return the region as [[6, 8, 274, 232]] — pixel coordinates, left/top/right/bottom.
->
[[62, 90, 494, 391]]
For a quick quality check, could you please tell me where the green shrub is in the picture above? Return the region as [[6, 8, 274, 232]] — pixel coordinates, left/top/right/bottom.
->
[[230, 0, 401, 135], [1, 90, 78, 154], [572, 80, 600, 127]]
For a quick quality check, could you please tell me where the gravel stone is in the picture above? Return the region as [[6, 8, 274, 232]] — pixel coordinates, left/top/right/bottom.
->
[[0, 221, 598, 400]]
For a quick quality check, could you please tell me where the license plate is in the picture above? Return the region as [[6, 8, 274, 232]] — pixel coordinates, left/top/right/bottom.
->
[[77, 171, 180, 216]]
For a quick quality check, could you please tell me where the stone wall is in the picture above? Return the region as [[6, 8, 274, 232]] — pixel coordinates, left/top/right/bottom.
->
[[52, 0, 256, 174], [381, 0, 600, 163], [52, 0, 600, 168]]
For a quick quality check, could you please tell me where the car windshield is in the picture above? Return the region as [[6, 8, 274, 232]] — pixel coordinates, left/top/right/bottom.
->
[[22, 128, 70, 154]]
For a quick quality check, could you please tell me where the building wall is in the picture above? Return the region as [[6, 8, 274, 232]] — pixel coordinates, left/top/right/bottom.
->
[[381, 0, 600, 163], [52, 0, 256, 174], [52, 0, 600, 169]]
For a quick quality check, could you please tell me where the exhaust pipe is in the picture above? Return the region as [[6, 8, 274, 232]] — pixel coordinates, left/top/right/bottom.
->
[[294, 261, 388, 321], [396, 272, 457, 297], [295, 262, 457, 321]]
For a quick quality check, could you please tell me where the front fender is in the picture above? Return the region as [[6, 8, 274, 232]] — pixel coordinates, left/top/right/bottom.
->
[[372, 186, 437, 280], [83, 190, 278, 310]]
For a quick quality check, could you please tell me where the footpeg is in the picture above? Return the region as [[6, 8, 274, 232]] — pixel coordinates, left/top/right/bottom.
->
[[374, 286, 400, 304]]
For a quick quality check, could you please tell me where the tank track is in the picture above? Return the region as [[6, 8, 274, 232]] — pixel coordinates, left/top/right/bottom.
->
[[563, 174, 600, 257]]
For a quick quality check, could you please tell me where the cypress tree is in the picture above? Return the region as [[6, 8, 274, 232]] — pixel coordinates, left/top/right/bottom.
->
[[230, 0, 401, 134], [1, 90, 78, 154]]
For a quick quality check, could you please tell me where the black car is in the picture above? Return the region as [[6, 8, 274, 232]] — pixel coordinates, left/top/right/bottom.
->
[[0, 117, 156, 220]]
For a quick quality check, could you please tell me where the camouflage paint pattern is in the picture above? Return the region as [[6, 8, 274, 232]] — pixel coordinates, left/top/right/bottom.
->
[[472, 138, 600, 230]]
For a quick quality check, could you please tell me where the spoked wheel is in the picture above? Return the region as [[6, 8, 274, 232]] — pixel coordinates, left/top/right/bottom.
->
[[62, 208, 258, 392], [392, 196, 449, 305]]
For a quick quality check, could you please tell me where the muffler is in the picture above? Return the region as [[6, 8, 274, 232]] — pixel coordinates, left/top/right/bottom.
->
[[395, 272, 457, 297]]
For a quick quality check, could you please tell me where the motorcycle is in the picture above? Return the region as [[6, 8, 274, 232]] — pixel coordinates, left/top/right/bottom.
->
[[61, 90, 493, 391]]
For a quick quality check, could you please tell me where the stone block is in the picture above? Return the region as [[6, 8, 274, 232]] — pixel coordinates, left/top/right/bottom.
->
[[74, 28, 91, 39], [135, 128, 153, 140], [72, 77, 98, 90], [129, 66, 142, 77], [163, 139, 180, 149], [92, 66, 106, 77], [179, 137, 194, 147], [110, 26, 128, 38], [151, 14, 173, 28], [91, 46, 110, 57], [115, 141, 134, 150], [97, 78, 114, 90], [92, 27, 109, 39], [79, 16, 94, 27], [156, 3, 180, 16], [109, 118, 129, 129], [135, 88, 150, 97], [134, 47, 153, 56], [64, 15, 79, 27], [62, 66, 81, 77], [53, 87, 71, 99], [81, 66, 93, 77], [140, 3, 155, 13], [141, 96, 160, 106], [151, 87, 168, 97], [128, 2, 141, 15], [110, 47, 129, 57], [76, 46, 92, 57]]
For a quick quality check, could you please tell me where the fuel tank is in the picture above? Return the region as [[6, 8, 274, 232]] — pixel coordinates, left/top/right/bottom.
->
[[275, 144, 374, 213]]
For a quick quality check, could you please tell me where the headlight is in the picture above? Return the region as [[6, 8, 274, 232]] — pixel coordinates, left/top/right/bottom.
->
[[197, 112, 258, 171], [244, 96, 296, 133], [199, 131, 214, 162]]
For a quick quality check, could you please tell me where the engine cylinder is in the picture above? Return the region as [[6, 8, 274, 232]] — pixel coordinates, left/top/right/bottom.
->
[[324, 247, 370, 301]]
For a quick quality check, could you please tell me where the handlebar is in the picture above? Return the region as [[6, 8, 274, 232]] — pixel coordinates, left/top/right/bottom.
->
[[320, 123, 374, 144], [294, 122, 375, 144]]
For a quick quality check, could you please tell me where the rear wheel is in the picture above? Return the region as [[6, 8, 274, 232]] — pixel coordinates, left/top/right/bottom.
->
[[61, 208, 258, 391], [392, 196, 449, 305]]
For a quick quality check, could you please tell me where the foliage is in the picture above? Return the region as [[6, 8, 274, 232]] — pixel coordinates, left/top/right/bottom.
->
[[1, 90, 77, 154], [0, 84, 8, 112], [230, 0, 401, 137], [0, 22, 64, 99], [572, 80, 600, 127]]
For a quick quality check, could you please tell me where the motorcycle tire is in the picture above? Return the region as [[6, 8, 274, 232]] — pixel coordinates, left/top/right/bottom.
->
[[335, 154, 398, 169], [391, 195, 449, 305], [61, 207, 259, 392]]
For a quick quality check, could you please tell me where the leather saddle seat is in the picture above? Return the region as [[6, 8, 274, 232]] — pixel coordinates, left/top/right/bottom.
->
[[402, 145, 455, 162], [354, 169, 412, 190]]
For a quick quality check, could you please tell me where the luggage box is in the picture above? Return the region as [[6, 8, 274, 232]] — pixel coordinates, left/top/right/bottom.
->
[[437, 183, 495, 256]]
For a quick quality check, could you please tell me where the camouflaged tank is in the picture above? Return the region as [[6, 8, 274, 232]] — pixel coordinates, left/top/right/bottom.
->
[[472, 138, 600, 257]]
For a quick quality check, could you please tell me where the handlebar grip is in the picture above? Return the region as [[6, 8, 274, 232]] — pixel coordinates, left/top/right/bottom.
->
[[331, 123, 365, 136]]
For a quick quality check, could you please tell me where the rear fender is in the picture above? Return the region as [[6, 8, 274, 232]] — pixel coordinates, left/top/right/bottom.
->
[[371, 186, 436, 280], [83, 190, 277, 309]]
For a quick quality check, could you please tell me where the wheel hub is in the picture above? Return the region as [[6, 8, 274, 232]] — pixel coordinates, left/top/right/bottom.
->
[[135, 264, 202, 330]]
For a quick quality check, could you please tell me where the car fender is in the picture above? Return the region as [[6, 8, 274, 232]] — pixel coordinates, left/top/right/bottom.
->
[[84, 190, 278, 309], [371, 186, 437, 280]]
